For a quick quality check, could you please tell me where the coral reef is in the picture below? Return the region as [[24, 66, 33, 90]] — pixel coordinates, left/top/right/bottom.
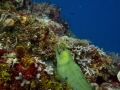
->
[[0, 0, 120, 90], [58, 36, 120, 89], [0, 52, 73, 89]]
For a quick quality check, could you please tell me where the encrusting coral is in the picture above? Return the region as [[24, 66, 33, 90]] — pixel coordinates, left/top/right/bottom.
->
[[0, 0, 120, 90]]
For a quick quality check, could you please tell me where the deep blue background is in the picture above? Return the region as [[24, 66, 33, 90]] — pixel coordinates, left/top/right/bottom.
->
[[33, 0, 120, 54]]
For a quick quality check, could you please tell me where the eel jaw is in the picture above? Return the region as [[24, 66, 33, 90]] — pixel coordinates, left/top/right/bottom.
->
[[55, 44, 66, 56], [55, 45, 60, 56]]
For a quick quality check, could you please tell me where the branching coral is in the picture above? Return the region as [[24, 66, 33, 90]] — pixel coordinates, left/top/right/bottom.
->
[[107, 52, 120, 76], [71, 44, 111, 82], [0, 13, 12, 30]]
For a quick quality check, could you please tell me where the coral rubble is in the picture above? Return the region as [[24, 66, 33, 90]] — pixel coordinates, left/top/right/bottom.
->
[[0, 0, 120, 90]]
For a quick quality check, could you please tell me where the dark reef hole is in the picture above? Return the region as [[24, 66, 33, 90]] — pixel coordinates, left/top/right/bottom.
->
[[96, 76, 105, 85], [109, 75, 118, 82]]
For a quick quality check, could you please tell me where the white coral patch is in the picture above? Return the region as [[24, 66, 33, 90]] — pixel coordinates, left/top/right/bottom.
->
[[21, 79, 30, 87], [117, 71, 120, 81], [44, 66, 53, 75], [15, 72, 23, 80], [36, 73, 41, 79], [37, 66, 42, 71]]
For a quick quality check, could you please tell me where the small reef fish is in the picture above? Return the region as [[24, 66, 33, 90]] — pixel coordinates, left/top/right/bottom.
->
[[55, 44, 94, 90]]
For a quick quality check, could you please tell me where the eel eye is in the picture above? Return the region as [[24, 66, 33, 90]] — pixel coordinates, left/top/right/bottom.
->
[[61, 43, 67, 51], [62, 47, 66, 51]]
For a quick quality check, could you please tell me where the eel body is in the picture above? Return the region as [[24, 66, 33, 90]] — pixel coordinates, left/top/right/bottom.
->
[[55, 44, 94, 90]]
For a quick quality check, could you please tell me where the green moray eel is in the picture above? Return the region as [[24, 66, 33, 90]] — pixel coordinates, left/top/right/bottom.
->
[[55, 44, 94, 90]]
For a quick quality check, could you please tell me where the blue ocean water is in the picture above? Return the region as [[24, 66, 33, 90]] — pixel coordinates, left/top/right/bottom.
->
[[33, 0, 120, 54]]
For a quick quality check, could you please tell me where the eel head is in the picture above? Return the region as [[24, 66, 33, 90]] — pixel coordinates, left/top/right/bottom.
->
[[55, 44, 73, 65]]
